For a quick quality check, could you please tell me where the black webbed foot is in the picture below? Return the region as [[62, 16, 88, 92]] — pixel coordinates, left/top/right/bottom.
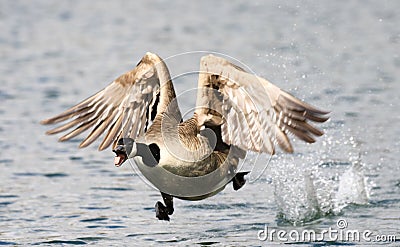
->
[[232, 171, 250, 191], [155, 192, 174, 221], [155, 201, 170, 221]]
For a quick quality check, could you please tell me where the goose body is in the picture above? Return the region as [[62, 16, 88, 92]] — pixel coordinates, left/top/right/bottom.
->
[[41, 52, 329, 220]]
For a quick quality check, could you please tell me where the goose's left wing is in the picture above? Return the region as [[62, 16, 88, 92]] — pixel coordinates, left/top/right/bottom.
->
[[41, 52, 168, 151], [194, 55, 329, 154]]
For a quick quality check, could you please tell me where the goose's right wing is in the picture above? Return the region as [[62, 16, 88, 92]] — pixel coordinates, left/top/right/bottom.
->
[[194, 55, 329, 154], [41, 52, 170, 151]]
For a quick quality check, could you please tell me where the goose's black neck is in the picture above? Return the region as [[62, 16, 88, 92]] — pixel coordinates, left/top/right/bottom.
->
[[137, 143, 160, 167]]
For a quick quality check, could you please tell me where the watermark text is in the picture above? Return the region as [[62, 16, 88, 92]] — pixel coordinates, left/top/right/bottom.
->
[[257, 219, 396, 243]]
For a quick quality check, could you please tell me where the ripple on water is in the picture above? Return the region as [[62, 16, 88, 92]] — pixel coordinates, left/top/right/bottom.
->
[[155, 237, 187, 243], [76, 237, 109, 242], [43, 172, 69, 178], [43, 88, 60, 99], [12, 172, 69, 178], [195, 241, 222, 246], [0, 241, 19, 245], [79, 217, 108, 223], [0, 90, 15, 100], [184, 203, 239, 210], [344, 112, 358, 118], [337, 95, 359, 103], [205, 228, 226, 233], [90, 186, 132, 191], [105, 225, 127, 229], [36, 240, 87, 245], [80, 218, 112, 230], [13, 172, 41, 177], [0, 201, 15, 207], [69, 156, 83, 161], [79, 206, 112, 210], [324, 88, 342, 95], [86, 225, 102, 229], [372, 198, 400, 207], [0, 159, 13, 164], [0, 195, 19, 199]]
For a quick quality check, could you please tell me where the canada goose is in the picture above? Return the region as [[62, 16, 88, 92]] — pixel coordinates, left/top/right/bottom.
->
[[41, 52, 329, 221]]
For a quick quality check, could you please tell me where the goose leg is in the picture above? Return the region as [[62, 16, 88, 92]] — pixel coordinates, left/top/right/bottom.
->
[[155, 192, 174, 221], [232, 171, 250, 191]]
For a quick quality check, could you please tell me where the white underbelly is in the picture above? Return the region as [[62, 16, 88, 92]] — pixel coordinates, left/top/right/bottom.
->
[[132, 150, 235, 199]]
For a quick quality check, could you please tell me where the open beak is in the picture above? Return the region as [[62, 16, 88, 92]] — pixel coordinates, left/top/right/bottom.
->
[[113, 145, 127, 167]]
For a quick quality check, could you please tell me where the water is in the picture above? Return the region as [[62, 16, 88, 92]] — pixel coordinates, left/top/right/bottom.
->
[[1, 0, 399, 245]]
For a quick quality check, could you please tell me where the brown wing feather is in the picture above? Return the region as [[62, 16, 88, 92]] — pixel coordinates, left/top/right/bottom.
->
[[41, 52, 170, 151], [194, 54, 329, 154]]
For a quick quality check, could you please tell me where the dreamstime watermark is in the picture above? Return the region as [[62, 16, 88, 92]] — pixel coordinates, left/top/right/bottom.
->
[[257, 219, 397, 243]]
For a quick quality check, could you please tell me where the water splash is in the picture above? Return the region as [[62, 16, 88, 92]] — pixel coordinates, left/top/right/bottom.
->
[[272, 158, 370, 225], [334, 157, 370, 212], [270, 130, 370, 225]]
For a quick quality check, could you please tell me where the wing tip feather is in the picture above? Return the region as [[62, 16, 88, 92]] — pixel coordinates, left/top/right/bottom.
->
[[40, 119, 50, 125], [58, 136, 68, 142], [78, 142, 90, 149], [45, 129, 56, 135]]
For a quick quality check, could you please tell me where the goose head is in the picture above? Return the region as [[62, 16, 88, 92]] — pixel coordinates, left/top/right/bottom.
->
[[113, 138, 136, 167], [113, 138, 160, 167]]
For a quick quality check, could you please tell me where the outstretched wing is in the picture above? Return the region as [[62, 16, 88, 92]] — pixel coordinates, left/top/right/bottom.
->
[[194, 55, 329, 154], [41, 52, 172, 151]]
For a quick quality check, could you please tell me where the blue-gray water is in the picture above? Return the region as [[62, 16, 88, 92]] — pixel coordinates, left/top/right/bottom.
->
[[0, 1, 399, 246]]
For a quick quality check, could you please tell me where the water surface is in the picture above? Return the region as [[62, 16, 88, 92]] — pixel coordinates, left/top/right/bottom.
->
[[0, 0, 399, 245]]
